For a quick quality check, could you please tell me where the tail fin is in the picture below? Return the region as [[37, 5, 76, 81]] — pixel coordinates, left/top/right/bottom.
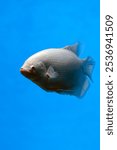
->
[[55, 57, 95, 98], [82, 57, 95, 81]]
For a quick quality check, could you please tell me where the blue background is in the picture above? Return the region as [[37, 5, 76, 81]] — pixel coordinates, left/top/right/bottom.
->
[[0, 0, 100, 150]]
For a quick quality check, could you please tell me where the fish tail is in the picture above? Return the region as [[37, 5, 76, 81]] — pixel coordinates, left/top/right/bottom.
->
[[55, 57, 95, 98], [73, 57, 95, 98], [82, 57, 95, 81]]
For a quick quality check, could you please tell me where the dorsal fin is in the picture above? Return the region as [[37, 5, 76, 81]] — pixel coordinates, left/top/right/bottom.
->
[[63, 43, 79, 55]]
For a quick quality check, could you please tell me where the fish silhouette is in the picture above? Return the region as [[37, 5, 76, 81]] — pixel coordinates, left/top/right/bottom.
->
[[20, 43, 95, 97]]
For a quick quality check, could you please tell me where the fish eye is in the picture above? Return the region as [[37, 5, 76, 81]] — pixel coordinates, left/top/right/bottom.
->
[[30, 65, 36, 72]]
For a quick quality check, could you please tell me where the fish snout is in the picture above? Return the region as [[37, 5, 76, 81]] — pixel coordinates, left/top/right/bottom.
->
[[20, 64, 37, 77], [20, 67, 33, 78]]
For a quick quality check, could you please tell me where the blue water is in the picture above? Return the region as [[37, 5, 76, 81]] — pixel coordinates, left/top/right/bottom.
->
[[0, 0, 99, 150]]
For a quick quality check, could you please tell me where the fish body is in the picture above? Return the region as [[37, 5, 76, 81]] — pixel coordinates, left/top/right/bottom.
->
[[20, 43, 94, 97]]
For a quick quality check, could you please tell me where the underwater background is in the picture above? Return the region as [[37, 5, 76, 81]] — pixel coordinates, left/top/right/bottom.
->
[[0, 0, 99, 150]]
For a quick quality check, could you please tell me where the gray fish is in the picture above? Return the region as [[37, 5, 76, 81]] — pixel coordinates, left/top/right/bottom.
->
[[20, 43, 95, 97]]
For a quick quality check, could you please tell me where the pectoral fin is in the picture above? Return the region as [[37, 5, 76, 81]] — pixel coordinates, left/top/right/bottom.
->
[[46, 66, 58, 80]]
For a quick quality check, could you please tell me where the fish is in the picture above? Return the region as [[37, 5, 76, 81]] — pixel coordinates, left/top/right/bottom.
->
[[20, 43, 95, 98]]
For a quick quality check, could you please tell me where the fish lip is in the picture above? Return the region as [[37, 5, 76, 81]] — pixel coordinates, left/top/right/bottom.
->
[[20, 68, 32, 77]]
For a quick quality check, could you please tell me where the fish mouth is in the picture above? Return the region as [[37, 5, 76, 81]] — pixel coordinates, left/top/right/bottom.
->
[[20, 68, 33, 78]]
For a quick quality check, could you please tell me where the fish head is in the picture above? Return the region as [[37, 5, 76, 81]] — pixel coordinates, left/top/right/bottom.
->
[[20, 58, 46, 83]]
